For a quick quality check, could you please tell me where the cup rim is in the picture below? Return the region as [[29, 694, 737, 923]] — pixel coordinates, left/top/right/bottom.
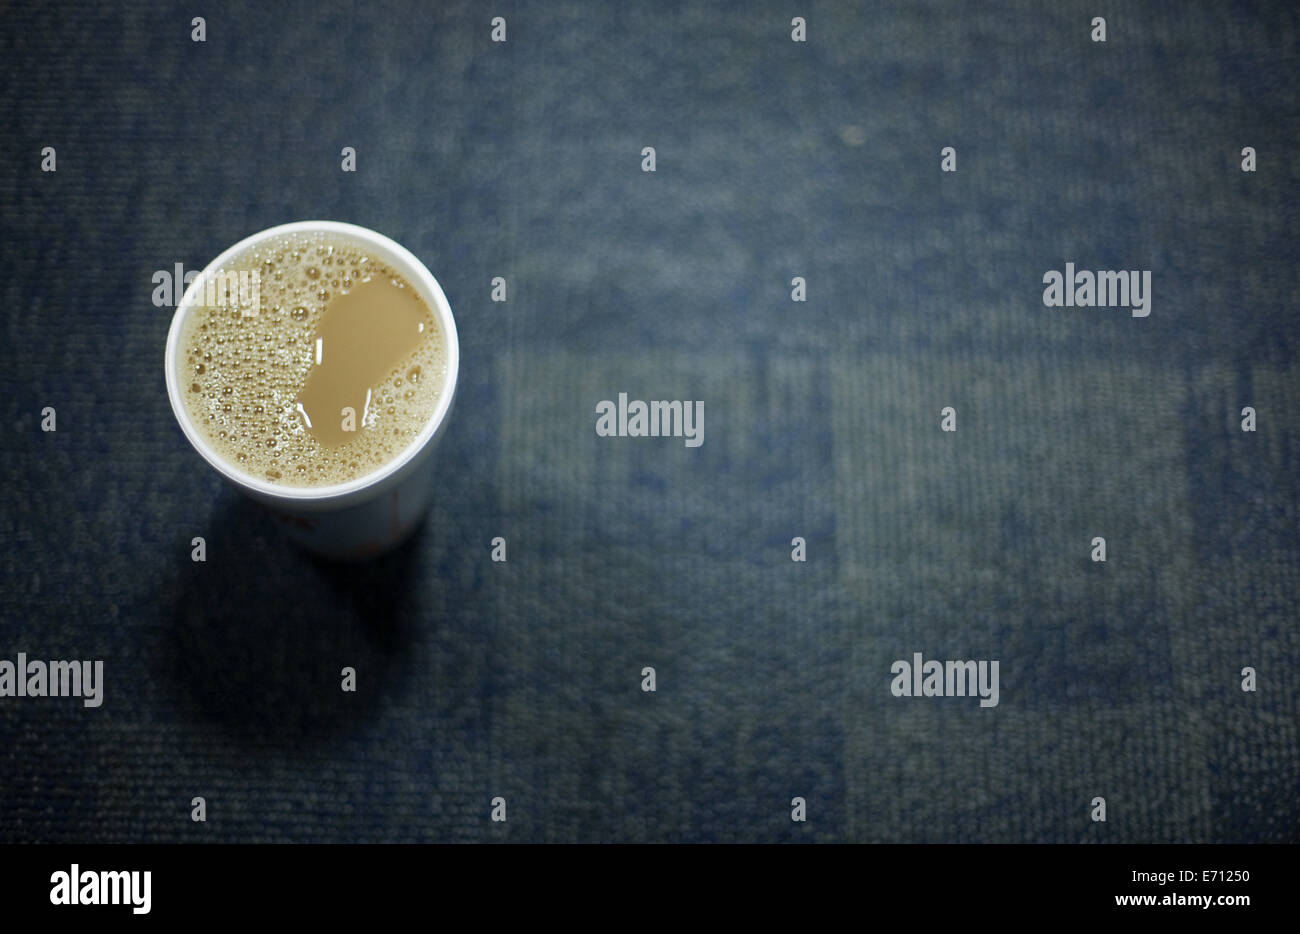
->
[[164, 220, 460, 503]]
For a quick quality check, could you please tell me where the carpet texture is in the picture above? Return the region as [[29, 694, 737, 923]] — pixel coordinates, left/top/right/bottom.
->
[[1, 0, 1297, 842]]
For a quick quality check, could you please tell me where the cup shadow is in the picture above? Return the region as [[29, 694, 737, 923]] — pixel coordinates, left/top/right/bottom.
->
[[160, 494, 425, 751]]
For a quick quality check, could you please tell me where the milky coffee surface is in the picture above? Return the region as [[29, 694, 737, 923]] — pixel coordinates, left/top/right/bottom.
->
[[178, 231, 447, 487]]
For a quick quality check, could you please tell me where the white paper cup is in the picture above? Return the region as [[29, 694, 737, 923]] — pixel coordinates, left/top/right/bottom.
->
[[164, 221, 459, 561]]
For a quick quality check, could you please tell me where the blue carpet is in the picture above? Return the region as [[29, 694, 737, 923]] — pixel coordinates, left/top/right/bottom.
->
[[1, 0, 1297, 842]]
